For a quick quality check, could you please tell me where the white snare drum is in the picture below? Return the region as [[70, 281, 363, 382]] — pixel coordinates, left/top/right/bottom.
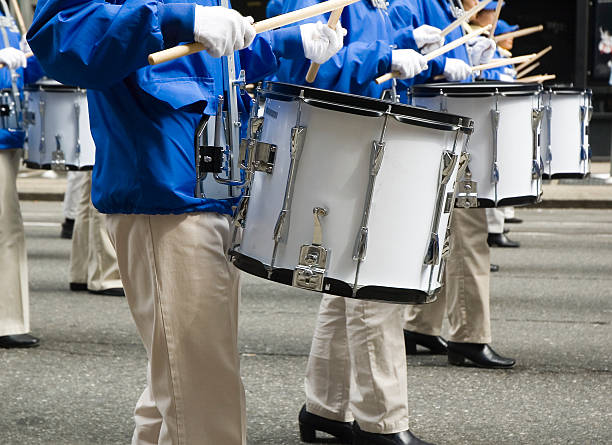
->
[[412, 82, 543, 207], [541, 87, 592, 179], [24, 80, 95, 170], [230, 82, 474, 304]]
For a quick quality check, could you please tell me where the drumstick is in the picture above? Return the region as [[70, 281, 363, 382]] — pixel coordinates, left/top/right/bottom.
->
[[515, 73, 556, 83], [305, 7, 344, 83], [489, 0, 504, 38], [375, 25, 491, 84], [148, 0, 360, 65], [471, 53, 535, 71], [0, 51, 33, 68], [440, 0, 493, 37], [9, 0, 27, 36], [515, 61, 540, 79], [515, 45, 551, 72], [493, 25, 543, 43]]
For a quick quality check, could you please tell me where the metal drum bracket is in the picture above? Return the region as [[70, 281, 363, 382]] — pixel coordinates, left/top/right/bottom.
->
[[293, 207, 329, 292]]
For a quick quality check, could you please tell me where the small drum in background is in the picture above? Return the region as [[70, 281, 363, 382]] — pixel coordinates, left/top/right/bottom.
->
[[541, 87, 592, 179], [230, 82, 473, 304], [411, 82, 543, 208], [24, 79, 95, 170]]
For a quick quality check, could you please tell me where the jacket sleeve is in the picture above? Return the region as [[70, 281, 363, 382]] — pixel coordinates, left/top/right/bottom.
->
[[27, 0, 195, 89]]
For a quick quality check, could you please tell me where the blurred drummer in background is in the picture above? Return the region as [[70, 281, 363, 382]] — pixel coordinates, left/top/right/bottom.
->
[[0, 7, 44, 350], [28, 1, 345, 443]]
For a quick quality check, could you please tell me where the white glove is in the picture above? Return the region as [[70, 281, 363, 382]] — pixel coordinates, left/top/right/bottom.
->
[[499, 73, 515, 82], [466, 37, 496, 65], [443, 58, 472, 81], [413, 25, 444, 55], [194, 5, 256, 58], [391, 49, 428, 79], [300, 21, 347, 65], [0, 47, 27, 69]]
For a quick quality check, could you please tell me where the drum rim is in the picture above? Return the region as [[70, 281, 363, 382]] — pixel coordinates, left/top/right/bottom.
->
[[411, 81, 542, 97], [261, 81, 474, 133]]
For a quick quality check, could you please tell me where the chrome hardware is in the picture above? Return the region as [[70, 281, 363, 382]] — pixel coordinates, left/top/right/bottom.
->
[[531, 108, 543, 180], [38, 100, 46, 153], [74, 102, 81, 158], [293, 207, 329, 292], [545, 105, 552, 175], [233, 195, 249, 228], [51, 134, 66, 171], [251, 142, 276, 174], [24, 110, 35, 126], [272, 125, 307, 245], [490, 109, 500, 185], [455, 153, 478, 208]]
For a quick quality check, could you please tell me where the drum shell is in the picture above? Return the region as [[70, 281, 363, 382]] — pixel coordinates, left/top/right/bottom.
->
[[541, 89, 591, 179], [234, 85, 470, 303], [24, 85, 95, 170], [413, 88, 541, 207]]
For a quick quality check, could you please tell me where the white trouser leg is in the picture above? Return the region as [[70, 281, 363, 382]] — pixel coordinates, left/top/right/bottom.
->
[[0, 149, 29, 336], [485, 208, 504, 234], [63, 170, 82, 220], [503, 206, 515, 219], [106, 212, 245, 445]]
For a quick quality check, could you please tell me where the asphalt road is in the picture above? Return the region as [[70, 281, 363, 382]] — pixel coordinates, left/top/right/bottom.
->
[[1, 202, 610, 445]]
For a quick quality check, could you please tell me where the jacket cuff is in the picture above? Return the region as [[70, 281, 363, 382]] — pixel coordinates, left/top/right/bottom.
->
[[394, 29, 419, 51], [158, 3, 196, 48], [268, 25, 305, 60], [378, 46, 393, 76]]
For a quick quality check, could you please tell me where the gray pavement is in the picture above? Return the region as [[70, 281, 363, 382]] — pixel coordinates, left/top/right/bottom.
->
[[0, 202, 611, 445]]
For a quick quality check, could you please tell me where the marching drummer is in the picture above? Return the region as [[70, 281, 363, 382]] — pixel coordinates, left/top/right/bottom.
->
[[28, 1, 346, 444], [0, 6, 45, 350]]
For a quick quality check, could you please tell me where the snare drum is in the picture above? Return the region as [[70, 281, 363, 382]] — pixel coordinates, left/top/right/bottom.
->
[[230, 82, 473, 304], [541, 87, 592, 179], [24, 80, 95, 170], [412, 82, 543, 207]]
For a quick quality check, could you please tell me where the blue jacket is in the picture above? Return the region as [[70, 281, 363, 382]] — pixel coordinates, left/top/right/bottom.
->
[[28, 0, 303, 215], [271, 0, 397, 98], [0, 13, 44, 149], [388, 0, 472, 83]]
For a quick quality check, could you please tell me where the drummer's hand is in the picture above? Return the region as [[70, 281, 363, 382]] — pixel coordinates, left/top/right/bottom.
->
[[194, 5, 256, 58], [0, 47, 27, 69], [499, 73, 515, 82], [467, 36, 496, 64], [391, 49, 428, 79], [443, 58, 472, 81], [300, 21, 347, 64], [413, 25, 444, 55]]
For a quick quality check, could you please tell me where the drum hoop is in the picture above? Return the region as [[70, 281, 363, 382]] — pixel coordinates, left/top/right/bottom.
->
[[262, 81, 473, 132], [412, 82, 541, 97]]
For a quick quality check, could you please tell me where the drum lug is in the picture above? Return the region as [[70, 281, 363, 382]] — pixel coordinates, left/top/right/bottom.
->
[[455, 156, 478, 209], [293, 207, 329, 292], [424, 233, 439, 266], [51, 134, 67, 171], [38, 100, 46, 153], [24, 110, 35, 126], [233, 195, 250, 228], [531, 108, 543, 180], [490, 109, 500, 185]]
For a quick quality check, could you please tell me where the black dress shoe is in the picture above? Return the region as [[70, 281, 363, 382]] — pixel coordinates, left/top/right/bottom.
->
[[447, 342, 515, 369], [88, 287, 125, 297], [70, 282, 88, 291], [298, 405, 353, 443], [503, 227, 510, 234], [490, 264, 499, 273], [0, 334, 40, 349], [60, 218, 74, 239], [487, 233, 520, 248], [504, 217, 523, 224], [353, 422, 433, 445], [404, 330, 447, 355]]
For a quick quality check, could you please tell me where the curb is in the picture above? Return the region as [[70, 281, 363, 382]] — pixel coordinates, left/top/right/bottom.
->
[[19, 193, 65, 202]]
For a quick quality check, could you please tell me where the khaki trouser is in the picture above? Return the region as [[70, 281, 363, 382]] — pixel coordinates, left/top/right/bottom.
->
[[63, 170, 82, 220], [106, 212, 245, 445], [486, 208, 505, 234], [305, 295, 409, 434], [70, 171, 122, 291], [404, 208, 492, 344], [0, 149, 29, 337]]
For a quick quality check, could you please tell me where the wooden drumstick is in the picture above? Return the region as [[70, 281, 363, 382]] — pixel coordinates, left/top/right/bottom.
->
[[305, 7, 344, 83], [515, 62, 540, 79], [515, 45, 551, 72], [375, 25, 492, 84], [440, 0, 493, 37], [489, 0, 504, 38], [0, 51, 34, 68], [9, 0, 27, 36], [493, 25, 543, 43], [148, 0, 360, 66], [515, 73, 556, 83], [471, 53, 535, 71]]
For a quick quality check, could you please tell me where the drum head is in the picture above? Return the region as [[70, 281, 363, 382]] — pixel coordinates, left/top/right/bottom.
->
[[262, 81, 473, 132], [412, 81, 541, 97]]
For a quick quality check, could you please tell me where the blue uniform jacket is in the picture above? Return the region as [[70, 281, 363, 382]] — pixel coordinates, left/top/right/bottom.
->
[[271, 0, 398, 98], [28, 0, 303, 216]]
